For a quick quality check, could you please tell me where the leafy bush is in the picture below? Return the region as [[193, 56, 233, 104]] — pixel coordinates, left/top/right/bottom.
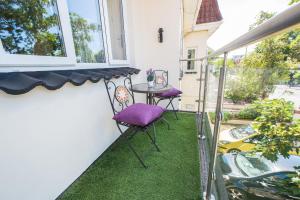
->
[[252, 99, 300, 161], [225, 68, 262, 103], [295, 72, 300, 84], [209, 111, 233, 123], [236, 105, 260, 120]]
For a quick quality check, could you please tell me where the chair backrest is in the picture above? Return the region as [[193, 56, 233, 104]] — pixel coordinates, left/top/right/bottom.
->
[[105, 76, 135, 115], [153, 70, 168, 87]]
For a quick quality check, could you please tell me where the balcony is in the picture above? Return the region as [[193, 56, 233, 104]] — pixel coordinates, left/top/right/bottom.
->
[[57, 112, 201, 200], [0, 1, 299, 200]]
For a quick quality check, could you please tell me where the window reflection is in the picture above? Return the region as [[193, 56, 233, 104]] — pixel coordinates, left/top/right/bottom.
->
[[0, 0, 66, 56], [107, 0, 126, 60], [67, 0, 106, 63]]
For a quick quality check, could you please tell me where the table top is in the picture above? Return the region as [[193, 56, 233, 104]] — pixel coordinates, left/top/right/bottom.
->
[[131, 83, 172, 94]]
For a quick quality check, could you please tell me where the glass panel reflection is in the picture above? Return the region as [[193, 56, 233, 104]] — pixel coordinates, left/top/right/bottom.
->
[[67, 0, 106, 63], [107, 0, 126, 60], [0, 0, 66, 56]]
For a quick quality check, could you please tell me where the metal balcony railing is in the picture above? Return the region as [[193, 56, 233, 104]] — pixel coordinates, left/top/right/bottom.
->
[[180, 3, 300, 200]]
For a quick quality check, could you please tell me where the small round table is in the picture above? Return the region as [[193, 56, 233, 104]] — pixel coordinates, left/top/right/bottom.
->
[[131, 83, 172, 105]]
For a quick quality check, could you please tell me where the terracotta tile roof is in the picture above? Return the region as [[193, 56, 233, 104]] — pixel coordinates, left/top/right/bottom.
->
[[196, 0, 223, 24]]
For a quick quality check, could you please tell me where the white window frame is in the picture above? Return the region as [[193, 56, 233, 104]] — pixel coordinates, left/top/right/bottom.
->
[[186, 48, 197, 71], [68, 0, 109, 68], [0, 0, 76, 67], [102, 0, 130, 65]]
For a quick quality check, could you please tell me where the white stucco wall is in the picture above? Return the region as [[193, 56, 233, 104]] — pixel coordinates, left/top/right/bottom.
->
[[181, 31, 209, 111], [0, 83, 120, 200], [128, 0, 182, 107], [0, 0, 182, 199]]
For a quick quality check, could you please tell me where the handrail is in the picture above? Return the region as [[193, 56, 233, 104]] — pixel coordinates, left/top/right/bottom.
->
[[201, 2, 300, 59], [189, 3, 300, 200]]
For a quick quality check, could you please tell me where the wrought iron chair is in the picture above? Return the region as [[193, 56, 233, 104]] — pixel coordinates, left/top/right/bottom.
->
[[153, 70, 182, 120], [105, 75, 164, 168]]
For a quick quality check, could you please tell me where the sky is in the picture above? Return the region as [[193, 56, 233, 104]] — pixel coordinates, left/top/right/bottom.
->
[[207, 0, 290, 56]]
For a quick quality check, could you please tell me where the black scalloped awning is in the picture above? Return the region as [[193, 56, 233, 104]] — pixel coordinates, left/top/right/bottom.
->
[[0, 67, 140, 95]]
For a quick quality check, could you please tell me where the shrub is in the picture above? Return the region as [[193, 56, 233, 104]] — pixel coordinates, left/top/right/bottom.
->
[[209, 111, 233, 123], [236, 107, 259, 120], [236, 104, 261, 120], [295, 72, 300, 84], [252, 99, 300, 161], [225, 68, 262, 103]]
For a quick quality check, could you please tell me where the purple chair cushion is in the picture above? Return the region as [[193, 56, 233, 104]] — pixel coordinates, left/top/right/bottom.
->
[[156, 87, 182, 98], [113, 103, 165, 126]]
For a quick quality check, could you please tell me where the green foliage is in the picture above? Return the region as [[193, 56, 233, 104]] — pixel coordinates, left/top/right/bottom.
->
[[0, 0, 65, 56], [225, 10, 299, 102], [249, 11, 275, 30], [236, 105, 260, 120], [225, 68, 264, 103], [295, 72, 300, 84], [69, 13, 105, 63], [252, 99, 300, 162], [242, 49, 290, 98], [242, 11, 299, 99], [211, 57, 236, 68], [209, 111, 233, 123], [289, 0, 300, 5], [211, 57, 237, 77]]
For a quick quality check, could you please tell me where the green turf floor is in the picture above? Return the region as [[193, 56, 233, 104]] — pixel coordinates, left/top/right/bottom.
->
[[58, 112, 201, 200]]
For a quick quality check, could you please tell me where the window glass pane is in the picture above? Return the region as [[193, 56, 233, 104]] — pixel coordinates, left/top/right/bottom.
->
[[0, 0, 66, 56], [107, 0, 126, 60], [187, 49, 195, 70], [67, 0, 106, 63]]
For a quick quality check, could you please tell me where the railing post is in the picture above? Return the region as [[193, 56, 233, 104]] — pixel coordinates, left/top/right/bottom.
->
[[205, 52, 228, 200], [199, 59, 209, 138], [197, 60, 204, 114]]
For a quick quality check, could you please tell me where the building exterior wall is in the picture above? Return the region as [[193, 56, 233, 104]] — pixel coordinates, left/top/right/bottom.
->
[[0, 0, 181, 199], [129, 0, 181, 95], [181, 31, 209, 111]]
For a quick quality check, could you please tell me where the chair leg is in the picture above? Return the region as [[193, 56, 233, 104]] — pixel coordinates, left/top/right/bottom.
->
[[126, 139, 147, 168], [165, 99, 172, 109], [145, 129, 160, 152], [155, 98, 162, 106], [126, 128, 148, 168], [170, 99, 179, 120], [161, 117, 171, 130], [152, 123, 157, 142]]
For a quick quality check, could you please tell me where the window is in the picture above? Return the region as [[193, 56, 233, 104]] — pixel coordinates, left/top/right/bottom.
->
[[104, 0, 128, 63], [0, 0, 129, 67], [187, 49, 196, 70], [67, 0, 106, 63], [0, 0, 65, 56], [0, 0, 76, 66]]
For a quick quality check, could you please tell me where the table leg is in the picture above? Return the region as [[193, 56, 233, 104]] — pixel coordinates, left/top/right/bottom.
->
[[148, 93, 154, 105], [146, 93, 149, 104]]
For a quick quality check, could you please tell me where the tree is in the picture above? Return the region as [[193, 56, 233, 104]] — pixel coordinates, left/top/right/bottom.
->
[[249, 11, 275, 30], [252, 99, 300, 162], [243, 38, 292, 98], [212, 57, 236, 68], [69, 13, 97, 63], [69, 13, 105, 63], [225, 67, 262, 103], [242, 11, 299, 98]]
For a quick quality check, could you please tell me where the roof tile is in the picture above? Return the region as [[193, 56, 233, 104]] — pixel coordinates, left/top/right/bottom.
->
[[196, 0, 223, 24]]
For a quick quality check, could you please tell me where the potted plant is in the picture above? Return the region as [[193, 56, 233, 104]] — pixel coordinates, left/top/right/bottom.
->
[[146, 68, 155, 88]]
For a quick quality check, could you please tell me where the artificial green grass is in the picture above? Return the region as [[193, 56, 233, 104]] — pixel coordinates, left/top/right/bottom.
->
[[58, 112, 201, 200]]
